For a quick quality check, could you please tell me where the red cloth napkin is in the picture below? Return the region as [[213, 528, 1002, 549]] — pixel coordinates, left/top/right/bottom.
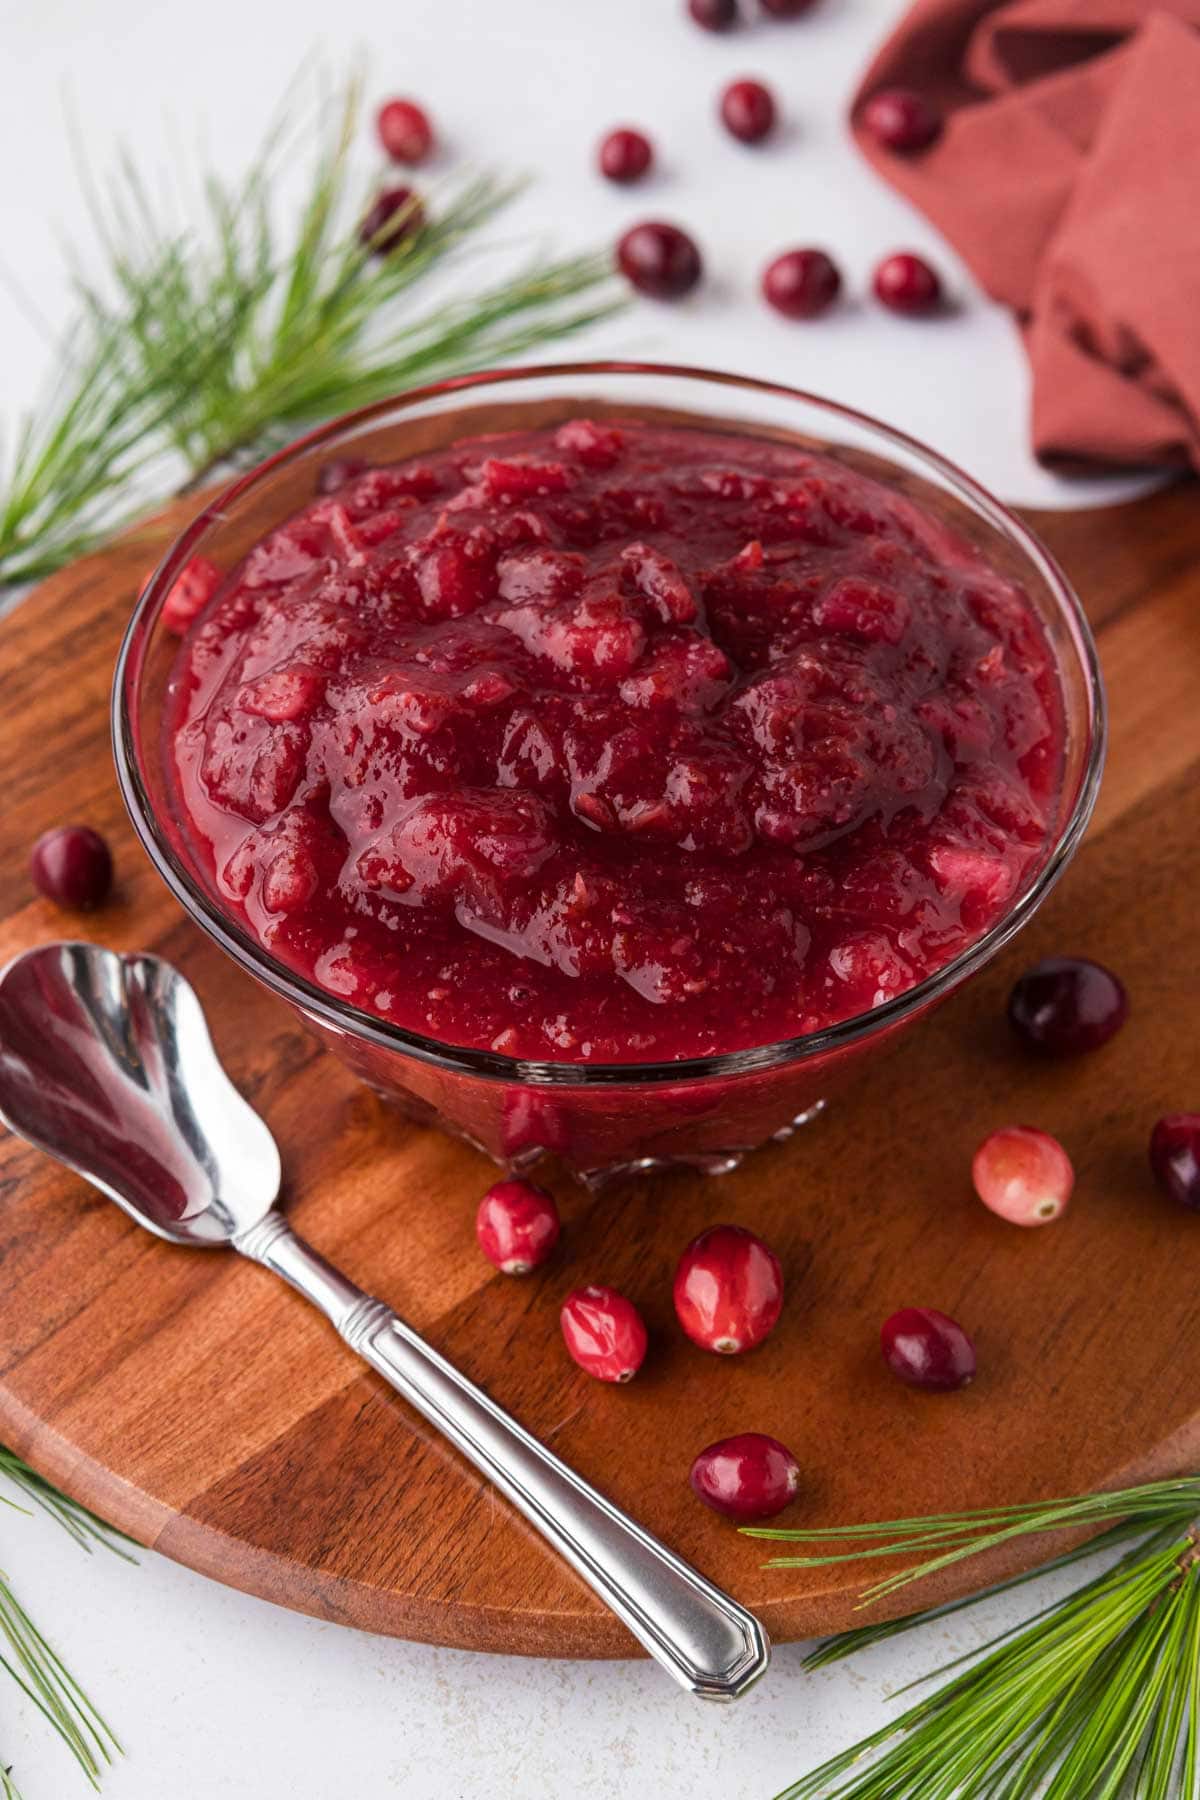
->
[[852, 0, 1200, 473]]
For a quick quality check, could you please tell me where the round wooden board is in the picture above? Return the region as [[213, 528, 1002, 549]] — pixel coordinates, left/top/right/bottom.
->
[[1, 480, 1199, 1658]]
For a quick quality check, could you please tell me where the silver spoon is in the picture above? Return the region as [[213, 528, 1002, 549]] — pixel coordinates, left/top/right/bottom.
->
[[0, 941, 769, 1700]]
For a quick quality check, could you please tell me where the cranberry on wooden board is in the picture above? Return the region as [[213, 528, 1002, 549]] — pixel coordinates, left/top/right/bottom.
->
[[29, 826, 113, 911], [873, 252, 943, 316], [690, 1434, 801, 1521], [475, 1179, 561, 1274], [881, 1307, 976, 1392], [720, 79, 777, 144], [762, 248, 841, 319], [860, 88, 942, 153], [162, 554, 221, 634], [1008, 957, 1128, 1055], [688, 0, 739, 27], [560, 1286, 648, 1382], [972, 1125, 1074, 1226], [615, 222, 703, 299], [598, 127, 653, 185], [376, 98, 434, 165], [673, 1224, 784, 1353], [1150, 1116, 1200, 1210], [359, 187, 425, 255]]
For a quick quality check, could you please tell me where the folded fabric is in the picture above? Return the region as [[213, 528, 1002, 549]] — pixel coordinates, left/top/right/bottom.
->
[[852, 0, 1200, 473]]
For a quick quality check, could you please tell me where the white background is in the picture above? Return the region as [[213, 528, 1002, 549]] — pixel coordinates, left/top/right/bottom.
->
[[0, 3, 1141, 1797]]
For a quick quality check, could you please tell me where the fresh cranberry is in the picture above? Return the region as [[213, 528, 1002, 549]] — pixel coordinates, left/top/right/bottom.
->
[[760, 0, 817, 12], [1008, 957, 1127, 1056], [615, 222, 702, 300], [720, 79, 777, 144], [376, 98, 434, 165], [860, 88, 942, 154], [881, 1307, 976, 1392], [162, 554, 221, 634], [973, 1125, 1074, 1226], [359, 187, 425, 255], [762, 248, 841, 319], [30, 826, 113, 911], [688, 0, 738, 27], [873, 252, 943, 316], [690, 1433, 801, 1521], [598, 127, 654, 185], [1150, 1116, 1200, 1210], [560, 1286, 648, 1382], [673, 1224, 783, 1354], [475, 1178, 561, 1273]]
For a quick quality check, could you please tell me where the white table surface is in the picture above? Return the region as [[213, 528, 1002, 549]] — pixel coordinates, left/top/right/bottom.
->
[[0, 3, 1140, 1796]]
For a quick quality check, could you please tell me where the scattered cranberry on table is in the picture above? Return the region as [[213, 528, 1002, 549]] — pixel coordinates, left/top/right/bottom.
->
[[881, 1307, 976, 1392], [560, 1286, 648, 1383], [475, 1179, 561, 1274], [860, 87, 942, 154], [359, 186, 426, 255], [615, 221, 703, 299], [674, 1224, 784, 1354], [762, 248, 842, 319], [376, 98, 434, 166], [873, 251, 943, 316], [690, 1434, 801, 1521], [1008, 957, 1128, 1056], [973, 1125, 1074, 1226], [1150, 1116, 1200, 1211], [162, 554, 221, 634], [29, 826, 113, 912], [687, 0, 739, 27], [598, 127, 654, 185], [760, 0, 817, 14], [720, 78, 777, 144]]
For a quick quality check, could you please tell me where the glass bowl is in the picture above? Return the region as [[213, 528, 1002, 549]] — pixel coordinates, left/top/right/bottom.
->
[[113, 362, 1105, 1185]]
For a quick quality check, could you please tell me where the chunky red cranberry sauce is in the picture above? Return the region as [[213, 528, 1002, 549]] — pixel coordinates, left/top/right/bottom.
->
[[167, 420, 1063, 1062]]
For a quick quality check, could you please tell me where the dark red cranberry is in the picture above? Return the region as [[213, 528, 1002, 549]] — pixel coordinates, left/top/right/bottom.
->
[[873, 252, 943, 316], [377, 98, 434, 165], [762, 248, 841, 319], [560, 1286, 648, 1382], [162, 554, 222, 634], [760, 0, 817, 13], [359, 187, 426, 255], [674, 1224, 784, 1354], [316, 457, 368, 496], [598, 128, 654, 185], [1008, 957, 1128, 1056], [30, 826, 113, 911], [688, 0, 739, 28], [475, 1179, 561, 1274], [720, 79, 777, 144], [1150, 1116, 1200, 1210], [616, 222, 703, 300], [860, 88, 942, 154], [690, 1434, 801, 1521], [881, 1307, 976, 1392]]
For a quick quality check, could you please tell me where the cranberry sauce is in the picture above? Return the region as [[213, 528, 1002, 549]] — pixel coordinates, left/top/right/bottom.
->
[[166, 420, 1064, 1063]]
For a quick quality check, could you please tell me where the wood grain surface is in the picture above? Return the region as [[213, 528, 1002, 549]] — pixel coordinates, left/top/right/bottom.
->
[[0, 477, 1197, 1657]]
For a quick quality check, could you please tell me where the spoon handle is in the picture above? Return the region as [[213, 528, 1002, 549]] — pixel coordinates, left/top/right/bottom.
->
[[235, 1213, 769, 1701]]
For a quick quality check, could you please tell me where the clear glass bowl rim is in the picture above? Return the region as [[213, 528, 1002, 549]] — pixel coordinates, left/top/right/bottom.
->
[[112, 358, 1107, 1090]]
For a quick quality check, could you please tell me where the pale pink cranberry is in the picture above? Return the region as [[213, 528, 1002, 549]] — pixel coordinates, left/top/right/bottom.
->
[[673, 1224, 783, 1354], [881, 1307, 976, 1392], [616, 222, 703, 300], [29, 826, 113, 911], [972, 1125, 1074, 1226], [688, 0, 738, 26], [560, 1286, 648, 1382], [377, 98, 434, 165], [720, 79, 777, 144], [860, 88, 942, 153], [598, 127, 653, 184], [690, 1434, 801, 1521], [475, 1179, 561, 1274], [1150, 1116, 1200, 1211], [762, 248, 841, 319], [359, 187, 425, 254], [874, 252, 943, 316], [162, 555, 221, 634]]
